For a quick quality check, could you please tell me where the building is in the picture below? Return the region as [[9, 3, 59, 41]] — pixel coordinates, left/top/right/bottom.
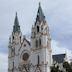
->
[[53, 54, 67, 64], [52, 53, 67, 71], [8, 3, 52, 72]]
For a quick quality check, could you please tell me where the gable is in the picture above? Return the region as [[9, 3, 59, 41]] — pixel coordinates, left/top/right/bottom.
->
[[18, 37, 31, 53]]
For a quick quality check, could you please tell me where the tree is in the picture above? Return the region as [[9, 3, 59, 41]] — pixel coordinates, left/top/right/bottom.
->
[[63, 61, 72, 72], [51, 61, 72, 72], [51, 64, 63, 72], [70, 62, 72, 68]]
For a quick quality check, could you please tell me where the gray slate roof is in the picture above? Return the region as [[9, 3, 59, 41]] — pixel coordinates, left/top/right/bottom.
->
[[35, 3, 45, 25], [13, 12, 21, 33], [52, 54, 66, 63]]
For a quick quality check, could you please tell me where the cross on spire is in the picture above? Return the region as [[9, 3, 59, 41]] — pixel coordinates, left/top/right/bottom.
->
[[13, 12, 21, 33]]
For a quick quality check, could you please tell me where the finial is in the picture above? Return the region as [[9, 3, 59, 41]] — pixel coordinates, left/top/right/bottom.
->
[[39, 2, 41, 8], [16, 12, 17, 16]]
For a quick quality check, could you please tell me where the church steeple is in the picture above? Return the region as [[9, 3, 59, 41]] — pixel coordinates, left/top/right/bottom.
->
[[35, 2, 45, 24], [13, 12, 21, 33]]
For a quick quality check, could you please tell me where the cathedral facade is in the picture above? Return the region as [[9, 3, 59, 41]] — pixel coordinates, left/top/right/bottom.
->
[[8, 3, 52, 72]]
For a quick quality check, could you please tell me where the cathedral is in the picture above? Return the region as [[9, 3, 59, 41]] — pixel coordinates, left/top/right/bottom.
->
[[8, 3, 66, 72]]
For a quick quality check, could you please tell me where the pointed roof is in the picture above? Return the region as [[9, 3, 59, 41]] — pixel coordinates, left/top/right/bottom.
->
[[14, 12, 19, 26], [35, 2, 45, 24], [13, 12, 21, 33]]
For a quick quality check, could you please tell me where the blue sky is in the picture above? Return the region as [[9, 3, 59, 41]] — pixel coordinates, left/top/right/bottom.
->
[[0, 0, 72, 72]]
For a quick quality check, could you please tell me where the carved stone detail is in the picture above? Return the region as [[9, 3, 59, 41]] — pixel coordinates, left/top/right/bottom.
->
[[18, 63, 32, 72]]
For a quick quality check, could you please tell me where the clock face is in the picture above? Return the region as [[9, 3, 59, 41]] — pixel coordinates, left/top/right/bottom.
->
[[23, 53, 29, 61]]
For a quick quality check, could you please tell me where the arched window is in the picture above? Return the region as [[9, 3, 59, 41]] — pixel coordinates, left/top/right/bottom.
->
[[39, 38, 41, 46], [37, 26, 39, 32], [13, 61, 14, 69], [36, 40, 38, 48], [38, 55, 40, 64], [13, 36, 14, 40], [20, 36, 21, 43]]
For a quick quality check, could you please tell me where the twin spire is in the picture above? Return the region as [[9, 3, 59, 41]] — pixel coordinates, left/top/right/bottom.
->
[[13, 3, 45, 33], [13, 12, 20, 33], [35, 2, 45, 24]]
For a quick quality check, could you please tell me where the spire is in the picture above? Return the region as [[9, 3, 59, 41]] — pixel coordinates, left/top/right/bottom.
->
[[35, 2, 45, 24], [13, 12, 20, 33]]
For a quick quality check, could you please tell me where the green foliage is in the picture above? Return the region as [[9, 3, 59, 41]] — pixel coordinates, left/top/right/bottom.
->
[[51, 64, 63, 72], [51, 61, 72, 72], [63, 61, 72, 72], [70, 62, 72, 68]]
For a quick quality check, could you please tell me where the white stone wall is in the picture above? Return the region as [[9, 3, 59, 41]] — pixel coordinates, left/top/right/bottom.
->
[[31, 20, 52, 72], [8, 19, 52, 72]]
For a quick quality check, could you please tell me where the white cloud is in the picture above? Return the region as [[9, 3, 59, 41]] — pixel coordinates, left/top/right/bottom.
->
[[52, 40, 72, 61], [0, 53, 8, 72], [0, 0, 72, 50]]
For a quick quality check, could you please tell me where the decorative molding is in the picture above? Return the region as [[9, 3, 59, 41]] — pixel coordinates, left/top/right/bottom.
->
[[18, 63, 32, 72], [31, 45, 51, 51], [8, 53, 19, 58], [35, 66, 41, 72], [33, 63, 48, 67]]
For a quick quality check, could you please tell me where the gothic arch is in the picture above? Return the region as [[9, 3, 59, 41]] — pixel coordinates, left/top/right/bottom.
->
[[39, 38, 41, 46], [36, 39, 38, 48], [37, 26, 39, 32], [38, 55, 40, 64]]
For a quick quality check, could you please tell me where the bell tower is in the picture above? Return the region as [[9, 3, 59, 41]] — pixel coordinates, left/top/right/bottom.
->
[[8, 12, 23, 72], [12, 12, 22, 44], [31, 3, 52, 72]]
